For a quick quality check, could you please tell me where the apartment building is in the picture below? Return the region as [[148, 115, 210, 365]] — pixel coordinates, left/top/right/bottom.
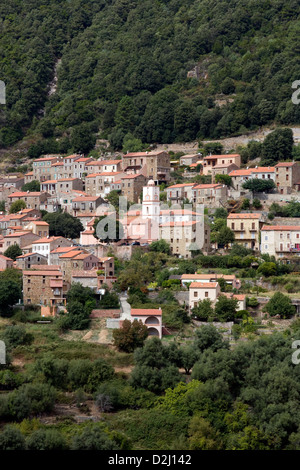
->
[[7, 191, 50, 211], [3, 231, 40, 251], [72, 195, 105, 216], [31, 236, 73, 261], [85, 172, 125, 197], [229, 167, 276, 191], [166, 183, 196, 204], [202, 154, 241, 175], [261, 225, 300, 259], [41, 178, 84, 196], [122, 151, 170, 182], [32, 156, 60, 182], [192, 184, 228, 206], [85, 159, 123, 175], [189, 282, 220, 310], [159, 220, 210, 258], [227, 213, 264, 250]]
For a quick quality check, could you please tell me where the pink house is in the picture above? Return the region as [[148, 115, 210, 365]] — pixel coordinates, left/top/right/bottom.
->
[[130, 308, 162, 338]]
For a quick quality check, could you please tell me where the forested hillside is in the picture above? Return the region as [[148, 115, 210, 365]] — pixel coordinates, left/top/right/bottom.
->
[[0, 0, 300, 152]]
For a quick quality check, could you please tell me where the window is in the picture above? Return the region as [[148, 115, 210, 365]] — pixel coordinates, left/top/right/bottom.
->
[[205, 292, 209, 298], [286, 174, 289, 181], [265, 236, 268, 241], [265, 245, 268, 249], [231, 223, 235, 229], [194, 291, 197, 297]]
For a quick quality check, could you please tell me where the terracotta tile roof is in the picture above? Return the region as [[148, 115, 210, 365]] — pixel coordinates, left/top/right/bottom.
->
[[28, 221, 49, 226], [86, 172, 122, 178], [71, 270, 98, 278], [33, 156, 58, 162], [32, 236, 63, 244], [204, 154, 240, 160], [167, 183, 196, 189], [261, 225, 300, 231], [86, 160, 121, 166], [42, 180, 57, 184], [131, 308, 162, 316], [23, 270, 62, 276], [8, 191, 41, 198], [59, 250, 83, 259], [30, 265, 60, 270], [25, 171, 34, 175], [49, 279, 63, 288], [189, 282, 219, 288], [0, 254, 13, 261], [121, 174, 145, 179], [181, 274, 236, 280], [50, 246, 78, 254], [193, 184, 223, 189], [227, 213, 262, 219], [4, 231, 32, 238], [72, 196, 101, 202], [275, 162, 297, 167], [124, 151, 165, 157]]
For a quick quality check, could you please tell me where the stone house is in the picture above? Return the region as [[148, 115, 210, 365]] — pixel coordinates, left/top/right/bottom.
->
[[16, 252, 48, 270], [274, 162, 300, 194], [22, 269, 64, 306]]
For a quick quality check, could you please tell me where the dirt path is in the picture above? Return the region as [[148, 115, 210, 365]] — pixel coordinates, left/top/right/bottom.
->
[[155, 126, 300, 153]]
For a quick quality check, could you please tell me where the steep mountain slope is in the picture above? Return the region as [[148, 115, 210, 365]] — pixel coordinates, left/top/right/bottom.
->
[[0, 0, 300, 153]]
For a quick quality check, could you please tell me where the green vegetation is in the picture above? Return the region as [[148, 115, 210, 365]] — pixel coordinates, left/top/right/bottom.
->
[[43, 211, 83, 239], [1, 1, 300, 151]]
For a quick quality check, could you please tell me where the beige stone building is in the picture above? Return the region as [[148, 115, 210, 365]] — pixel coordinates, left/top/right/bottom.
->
[[7, 191, 50, 211], [72, 196, 105, 217], [3, 231, 41, 251], [16, 252, 48, 270], [130, 308, 162, 338], [159, 220, 210, 258], [85, 172, 125, 197], [122, 151, 170, 183], [261, 225, 300, 259], [58, 250, 102, 283], [179, 154, 200, 166], [192, 184, 228, 206], [211, 163, 239, 183], [274, 162, 300, 194], [24, 220, 49, 238], [121, 174, 147, 203], [166, 183, 196, 204], [227, 213, 264, 250], [23, 269, 64, 306], [0, 254, 14, 270], [41, 178, 84, 196], [202, 154, 241, 175]]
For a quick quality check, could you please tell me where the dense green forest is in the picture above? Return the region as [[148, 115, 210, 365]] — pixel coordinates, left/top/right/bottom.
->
[[0, 0, 300, 152]]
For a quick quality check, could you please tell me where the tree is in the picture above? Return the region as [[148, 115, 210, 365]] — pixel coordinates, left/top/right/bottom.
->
[[257, 261, 277, 277], [242, 179, 275, 193], [93, 216, 124, 243], [0, 280, 22, 317], [214, 207, 228, 219], [179, 346, 200, 375], [59, 284, 96, 331], [263, 292, 296, 319], [262, 128, 294, 164], [149, 239, 171, 254], [215, 295, 239, 321], [216, 226, 235, 248], [107, 190, 121, 212], [9, 199, 26, 214], [241, 198, 250, 210], [70, 123, 96, 154], [21, 180, 40, 192], [113, 319, 148, 353], [71, 426, 118, 450], [194, 325, 229, 353], [4, 244, 22, 261], [188, 416, 222, 450], [0, 426, 26, 450], [43, 212, 83, 239], [26, 429, 67, 450], [215, 174, 231, 186], [1, 325, 33, 349], [191, 299, 214, 321]]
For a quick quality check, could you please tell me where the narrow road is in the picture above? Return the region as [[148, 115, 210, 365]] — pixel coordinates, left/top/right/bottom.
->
[[119, 294, 131, 321]]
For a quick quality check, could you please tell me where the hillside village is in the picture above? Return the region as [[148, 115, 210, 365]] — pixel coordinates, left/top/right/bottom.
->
[[1, 144, 300, 335]]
